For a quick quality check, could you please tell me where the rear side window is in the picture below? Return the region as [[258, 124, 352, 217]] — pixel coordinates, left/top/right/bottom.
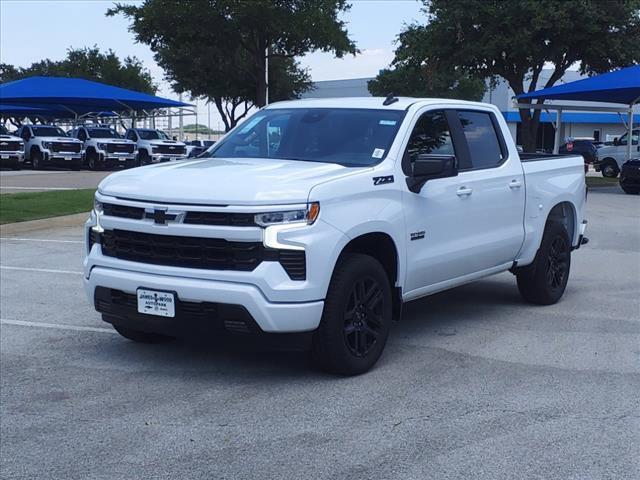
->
[[458, 111, 505, 169]]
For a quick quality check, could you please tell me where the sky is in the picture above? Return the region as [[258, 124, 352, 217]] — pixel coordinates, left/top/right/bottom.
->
[[0, 0, 424, 129]]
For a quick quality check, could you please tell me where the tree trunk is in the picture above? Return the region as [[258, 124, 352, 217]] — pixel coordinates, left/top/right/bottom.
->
[[519, 110, 539, 153], [255, 54, 267, 108]]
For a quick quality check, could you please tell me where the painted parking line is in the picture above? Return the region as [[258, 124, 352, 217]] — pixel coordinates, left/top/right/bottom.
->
[[1, 318, 115, 334], [0, 266, 83, 275], [0, 237, 84, 244]]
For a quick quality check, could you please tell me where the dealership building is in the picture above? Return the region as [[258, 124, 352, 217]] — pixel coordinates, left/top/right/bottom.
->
[[301, 69, 640, 151]]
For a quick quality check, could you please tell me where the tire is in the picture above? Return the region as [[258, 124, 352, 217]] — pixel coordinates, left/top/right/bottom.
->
[[87, 150, 101, 171], [601, 159, 619, 178], [31, 149, 44, 170], [620, 184, 640, 195], [516, 221, 571, 305], [111, 323, 174, 343], [139, 150, 150, 165], [311, 253, 392, 376]]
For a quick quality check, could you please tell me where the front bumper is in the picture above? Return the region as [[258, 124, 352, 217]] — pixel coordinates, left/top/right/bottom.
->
[[84, 266, 324, 333], [0, 152, 23, 164], [44, 151, 82, 162], [151, 154, 187, 163]]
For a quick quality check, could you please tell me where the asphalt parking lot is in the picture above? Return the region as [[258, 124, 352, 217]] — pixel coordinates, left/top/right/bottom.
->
[[1, 187, 638, 480]]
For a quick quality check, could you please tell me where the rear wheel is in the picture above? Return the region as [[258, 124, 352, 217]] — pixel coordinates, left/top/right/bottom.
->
[[111, 323, 174, 343], [311, 253, 392, 376], [516, 221, 571, 305], [601, 159, 619, 178]]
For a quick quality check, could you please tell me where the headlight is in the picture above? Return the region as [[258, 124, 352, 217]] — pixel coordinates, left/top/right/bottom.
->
[[97, 143, 107, 150], [93, 197, 103, 215], [255, 202, 320, 227], [42, 141, 51, 149]]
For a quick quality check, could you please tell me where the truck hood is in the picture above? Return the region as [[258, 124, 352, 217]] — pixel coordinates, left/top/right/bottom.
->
[[0, 134, 21, 141], [98, 157, 364, 205], [148, 140, 185, 147]]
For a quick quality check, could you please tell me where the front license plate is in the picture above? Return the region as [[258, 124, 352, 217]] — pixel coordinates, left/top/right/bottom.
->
[[137, 289, 175, 317], [1, 155, 8, 159], [64, 156, 72, 161]]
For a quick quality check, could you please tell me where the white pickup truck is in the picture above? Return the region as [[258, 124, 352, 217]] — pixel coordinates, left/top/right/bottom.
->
[[0, 125, 24, 170], [85, 97, 588, 375], [16, 125, 83, 170], [124, 128, 187, 164], [595, 128, 639, 177], [69, 125, 137, 170]]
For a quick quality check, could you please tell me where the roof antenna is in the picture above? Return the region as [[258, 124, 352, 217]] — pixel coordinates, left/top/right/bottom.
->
[[383, 93, 399, 106]]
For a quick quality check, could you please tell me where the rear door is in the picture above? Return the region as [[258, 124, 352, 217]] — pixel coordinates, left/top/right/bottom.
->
[[451, 109, 526, 272]]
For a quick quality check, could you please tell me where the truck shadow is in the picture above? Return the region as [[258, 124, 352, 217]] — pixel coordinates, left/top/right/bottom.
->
[[94, 274, 525, 380]]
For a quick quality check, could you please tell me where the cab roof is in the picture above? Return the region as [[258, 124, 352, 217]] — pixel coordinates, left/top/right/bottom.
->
[[265, 97, 491, 111]]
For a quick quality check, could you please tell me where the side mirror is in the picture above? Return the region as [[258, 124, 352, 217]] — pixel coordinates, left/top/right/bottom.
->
[[613, 137, 619, 146], [406, 154, 458, 193]]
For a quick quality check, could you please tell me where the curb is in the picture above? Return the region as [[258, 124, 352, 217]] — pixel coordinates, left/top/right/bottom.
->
[[0, 212, 89, 235]]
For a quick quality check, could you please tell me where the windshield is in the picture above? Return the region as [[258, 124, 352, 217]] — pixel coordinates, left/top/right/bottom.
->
[[33, 126, 67, 137], [207, 108, 406, 166], [618, 129, 639, 145], [137, 129, 169, 140], [88, 128, 121, 139]]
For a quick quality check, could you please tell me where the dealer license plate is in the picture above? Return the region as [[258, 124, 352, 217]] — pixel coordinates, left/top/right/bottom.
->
[[137, 289, 175, 317], [64, 156, 72, 161], [1, 155, 8, 160]]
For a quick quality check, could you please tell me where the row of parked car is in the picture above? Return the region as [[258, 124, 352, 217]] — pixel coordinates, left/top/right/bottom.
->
[[0, 124, 215, 171]]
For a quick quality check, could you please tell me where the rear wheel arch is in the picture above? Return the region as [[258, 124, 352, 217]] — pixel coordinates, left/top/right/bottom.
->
[[547, 201, 576, 245]]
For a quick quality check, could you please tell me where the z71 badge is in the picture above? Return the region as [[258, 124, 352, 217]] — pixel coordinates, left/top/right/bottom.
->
[[373, 175, 394, 186]]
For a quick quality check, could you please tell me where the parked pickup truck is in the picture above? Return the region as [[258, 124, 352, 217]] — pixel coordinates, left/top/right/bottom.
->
[[70, 125, 137, 170], [16, 124, 83, 170], [595, 128, 639, 177], [85, 97, 588, 375], [124, 128, 187, 164], [0, 125, 24, 170]]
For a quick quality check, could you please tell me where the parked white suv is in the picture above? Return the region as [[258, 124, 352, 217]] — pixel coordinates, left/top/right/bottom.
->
[[70, 126, 137, 170], [16, 125, 83, 170], [124, 128, 187, 164], [85, 97, 588, 375], [595, 128, 639, 177], [0, 125, 24, 170]]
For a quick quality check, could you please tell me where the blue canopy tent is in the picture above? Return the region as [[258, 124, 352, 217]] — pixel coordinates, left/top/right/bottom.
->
[[0, 76, 191, 115], [0, 103, 117, 119], [516, 65, 640, 158]]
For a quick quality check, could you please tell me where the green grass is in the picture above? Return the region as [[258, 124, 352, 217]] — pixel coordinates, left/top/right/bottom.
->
[[0, 189, 95, 224], [586, 176, 620, 188]]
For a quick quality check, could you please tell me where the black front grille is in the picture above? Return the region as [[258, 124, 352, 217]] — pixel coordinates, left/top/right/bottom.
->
[[154, 144, 186, 155], [106, 143, 135, 154], [99, 229, 306, 279], [0, 141, 22, 151], [101, 229, 263, 271], [103, 203, 144, 219], [51, 142, 82, 153]]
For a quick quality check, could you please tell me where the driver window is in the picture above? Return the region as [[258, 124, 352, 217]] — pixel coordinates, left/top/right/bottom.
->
[[405, 110, 455, 162], [22, 128, 31, 141]]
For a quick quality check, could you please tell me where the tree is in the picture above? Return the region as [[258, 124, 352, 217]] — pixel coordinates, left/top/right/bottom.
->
[[385, 0, 640, 151], [368, 64, 486, 100], [108, 0, 356, 130], [0, 46, 156, 94]]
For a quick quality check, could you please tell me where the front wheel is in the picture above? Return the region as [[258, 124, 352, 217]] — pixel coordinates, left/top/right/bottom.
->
[[87, 151, 101, 171], [516, 221, 571, 305], [601, 160, 619, 178], [31, 149, 43, 170], [311, 253, 392, 376]]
